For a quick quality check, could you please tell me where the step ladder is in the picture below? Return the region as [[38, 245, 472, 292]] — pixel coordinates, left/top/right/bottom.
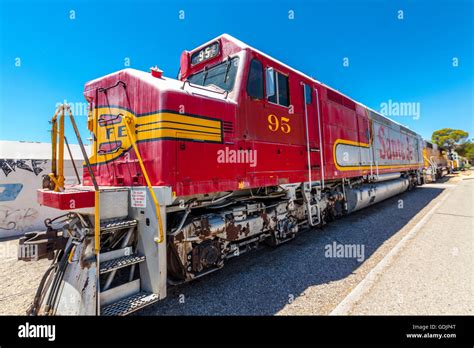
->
[[97, 217, 159, 316], [302, 183, 321, 227]]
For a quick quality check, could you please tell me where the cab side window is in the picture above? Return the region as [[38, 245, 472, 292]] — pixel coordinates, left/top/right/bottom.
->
[[268, 70, 290, 107], [304, 83, 312, 104], [246, 59, 264, 99]]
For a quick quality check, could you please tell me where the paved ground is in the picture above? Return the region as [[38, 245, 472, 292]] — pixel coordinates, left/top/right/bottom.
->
[[0, 238, 50, 315], [344, 175, 473, 315], [0, 171, 472, 315]]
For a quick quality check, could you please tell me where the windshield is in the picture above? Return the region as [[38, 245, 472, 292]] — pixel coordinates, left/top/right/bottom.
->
[[187, 57, 239, 92]]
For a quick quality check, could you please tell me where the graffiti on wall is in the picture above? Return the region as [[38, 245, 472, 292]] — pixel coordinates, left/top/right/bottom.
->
[[0, 183, 23, 202], [0, 205, 39, 231], [0, 159, 47, 234], [0, 159, 47, 177]]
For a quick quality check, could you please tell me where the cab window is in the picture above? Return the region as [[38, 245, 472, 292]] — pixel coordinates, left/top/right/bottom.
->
[[246, 59, 264, 99], [268, 70, 290, 107], [187, 57, 240, 92], [304, 84, 312, 104]]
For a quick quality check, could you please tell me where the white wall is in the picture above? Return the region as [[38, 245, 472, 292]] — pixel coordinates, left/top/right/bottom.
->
[[0, 141, 89, 239]]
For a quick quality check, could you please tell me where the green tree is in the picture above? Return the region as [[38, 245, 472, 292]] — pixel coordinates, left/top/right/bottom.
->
[[431, 128, 469, 151], [456, 139, 474, 163]]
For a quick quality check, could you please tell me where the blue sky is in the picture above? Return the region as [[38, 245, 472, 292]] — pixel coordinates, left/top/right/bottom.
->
[[0, 0, 472, 143]]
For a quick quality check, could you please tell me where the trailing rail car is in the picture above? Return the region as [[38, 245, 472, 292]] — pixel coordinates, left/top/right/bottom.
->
[[423, 141, 449, 182], [447, 151, 466, 171], [21, 34, 425, 316]]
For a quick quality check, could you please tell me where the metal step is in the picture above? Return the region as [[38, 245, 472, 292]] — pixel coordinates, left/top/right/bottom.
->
[[100, 218, 138, 232], [101, 292, 159, 316], [100, 254, 145, 274]]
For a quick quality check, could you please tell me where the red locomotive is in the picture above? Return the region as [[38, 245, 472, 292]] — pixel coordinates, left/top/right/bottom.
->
[[23, 34, 424, 315]]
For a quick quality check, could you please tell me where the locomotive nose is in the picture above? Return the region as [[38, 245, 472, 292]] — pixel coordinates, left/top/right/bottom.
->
[[82, 67, 179, 188]]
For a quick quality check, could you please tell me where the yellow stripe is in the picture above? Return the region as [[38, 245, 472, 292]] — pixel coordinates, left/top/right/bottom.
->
[[138, 112, 221, 129], [89, 107, 223, 165], [333, 138, 422, 171], [139, 122, 221, 135], [142, 129, 222, 142], [336, 163, 424, 171], [335, 138, 370, 148]]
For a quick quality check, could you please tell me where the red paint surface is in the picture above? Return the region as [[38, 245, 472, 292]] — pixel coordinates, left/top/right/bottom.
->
[[38, 188, 95, 210]]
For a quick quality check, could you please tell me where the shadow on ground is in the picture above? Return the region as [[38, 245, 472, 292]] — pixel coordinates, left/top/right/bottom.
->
[[138, 184, 446, 315]]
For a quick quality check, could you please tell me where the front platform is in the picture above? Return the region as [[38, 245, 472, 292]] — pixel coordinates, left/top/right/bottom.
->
[[37, 187, 96, 210], [37, 186, 132, 220]]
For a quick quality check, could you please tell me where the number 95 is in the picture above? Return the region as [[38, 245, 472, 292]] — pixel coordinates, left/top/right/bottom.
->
[[268, 114, 291, 134]]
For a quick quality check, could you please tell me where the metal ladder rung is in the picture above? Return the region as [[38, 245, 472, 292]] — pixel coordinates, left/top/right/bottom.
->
[[99, 254, 145, 274], [101, 292, 159, 316], [100, 218, 138, 232]]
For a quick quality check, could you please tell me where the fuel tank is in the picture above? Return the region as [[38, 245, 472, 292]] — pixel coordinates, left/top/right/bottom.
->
[[345, 178, 410, 213]]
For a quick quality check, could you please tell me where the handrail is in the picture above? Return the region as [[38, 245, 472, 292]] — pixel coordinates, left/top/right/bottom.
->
[[48, 104, 100, 254], [64, 137, 81, 184], [302, 83, 312, 190], [315, 88, 325, 190], [49, 106, 65, 192], [64, 105, 100, 255], [302, 83, 315, 227], [123, 115, 165, 244], [49, 104, 99, 191], [429, 156, 438, 170], [98, 80, 126, 93]]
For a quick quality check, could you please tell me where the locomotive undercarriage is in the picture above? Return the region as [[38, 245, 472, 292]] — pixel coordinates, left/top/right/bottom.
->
[[166, 188, 313, 282], [19, 171, 421, 315], [166, 170, 420, 282]]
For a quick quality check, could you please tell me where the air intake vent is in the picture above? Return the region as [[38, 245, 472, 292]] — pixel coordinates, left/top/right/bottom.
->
[[223, 121, 234, 134]]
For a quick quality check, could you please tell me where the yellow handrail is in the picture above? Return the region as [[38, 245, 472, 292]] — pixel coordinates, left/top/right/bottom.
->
[[63, 105, 101, 254], [46, 104, 102, 253], [49, 106, 66, 192], [123, 115, 165, 243], [94, 190, 100, 254]]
